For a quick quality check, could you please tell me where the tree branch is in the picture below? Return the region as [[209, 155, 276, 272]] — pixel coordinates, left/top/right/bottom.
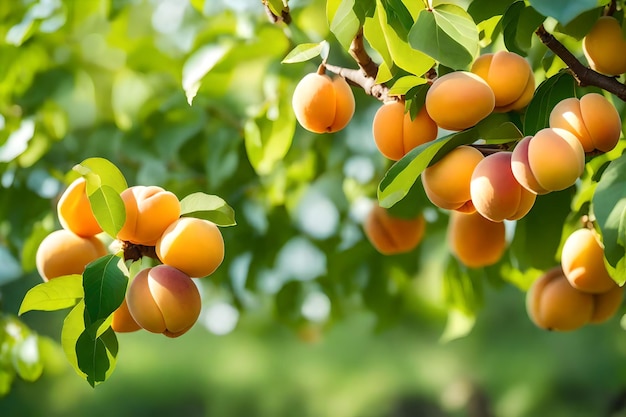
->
[[324, 63, 390, 102], [262, 0, 291, 24], [535, 24, 626, 101], [348, 27, 379, 79]]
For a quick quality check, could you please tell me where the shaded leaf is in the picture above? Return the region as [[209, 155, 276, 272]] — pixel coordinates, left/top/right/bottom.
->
[[528, 0, 607, 25], [76, 329, 109, 387], [502, 2, 545, 56], [180, 192, 236, 226], [523, 71, 576, 136], [82, 255, 127, 327]]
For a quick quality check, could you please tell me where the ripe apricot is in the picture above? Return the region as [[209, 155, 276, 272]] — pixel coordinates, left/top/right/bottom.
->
[[363, 204, 426, 255], [511, 128, 585, 194], [471, 51, 535, 112], [57, 177, 102, 237], [372, 100, 438, 161], [561, 228, 617, 294], [470, 152, 536, 222], [421, 145, 484, 213], [292, 71, 355, 133], [111, 298, 141, 333], [549, 93, 622, 153], [156, 217, 224, 278], [590, 285, 624, 323], [583, 16, 626, 76], [35, 229, 107, 281], [425, 71, 495, 131], [447, 211, 506, 268], [125, 265, 201, 338], [117, 185, 181, 246]]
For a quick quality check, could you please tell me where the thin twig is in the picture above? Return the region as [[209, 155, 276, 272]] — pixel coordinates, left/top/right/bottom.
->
[[324, 63, 390, 102]]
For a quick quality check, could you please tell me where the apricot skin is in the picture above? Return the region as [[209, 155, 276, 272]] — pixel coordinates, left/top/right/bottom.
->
[[549, 93, 622, 153], [363, 204, 426, 255], [292, 72, 355, 134], [470, 152, 536, 222], [471, 51, 535, 112], [35, 229, 107, 281], [583, 16, 626, 76], [111, 298, 142, 333], [126, 265, 201, 337], [57, 177, 102, 237], [511, 128, 585, 194], [425, 71, 495, 131], [156, 217, 224, 278], [561, 228, 617, 294], [591, 285, 624, 323], [448, 211, 506, 268], [372, 100, 438, 161], [421, 145, 484, 213], [116, 185, 181, 246]]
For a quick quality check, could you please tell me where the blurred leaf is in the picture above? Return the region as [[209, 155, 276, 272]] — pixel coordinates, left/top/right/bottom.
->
[[180, 192, 237, 226], [528, 0, 607, 25], [111, 70, 152, 131], [266, 0, 286, 16], [183, 44, 232, 105], [502, 1, 545, 56], [523, 71, 576, 136], [442, 257, 484, 316], [82, 255, 127, 326], [440, 309, 476, 343], [11, 334, 43, 382], [409, 4, 480, 70], [0, 118, 35, 162], [0, 246, 22, 286], [282, 41, 329, 64], [0, 369, 14, 397], [19, 275, 83, 315]]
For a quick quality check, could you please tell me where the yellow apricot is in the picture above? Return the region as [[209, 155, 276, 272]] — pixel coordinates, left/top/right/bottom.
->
[[583, 16, 626, 76], [117, 185, 181, 246], [111, 298, 141, 333], [447, 211, 506, 268], [126, 265, 201, 337], [35, 229, 107, 281], [526, 266, 594, 331], [421, 145, 484, 213], [372, 100, 438, 160], [549, 93, 622, 153], [590, 285, 624, 323], [470, 152, 536, 222], [561, 228, 617, 294], [57, 177, 102, 237], [156, 217, 224, 278], [471, 51, 535, 112], [511, 128, 585, 194], [363, 204, 426, 255], [425, 71, 495, 131], [292, 72, 355, 133]]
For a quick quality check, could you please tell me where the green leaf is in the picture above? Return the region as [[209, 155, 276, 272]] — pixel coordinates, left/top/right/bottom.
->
[[82, 255, 128, 326], [409, 4, 480, 70], [11, 334, 43, 382], [467, 0, 517, 23], [442, 256, 484, 316], [440, 309, 476, 343], [19, 274, 83, 315], [388, 76, 427, 97], [182, 44, 232, 105], [523, 71, 576, 136], [61, 301, 87, 379], [364, 6, 393, 68], [266, 0, 286, 16], [328, 0, 361, 49], [180, 192, 236, 226], [528, 0, 607, 25], [76, 329, 109, 387], [502, 1, 545, 56], [74, 157, 128, 194], [282, 41, 329, 64]]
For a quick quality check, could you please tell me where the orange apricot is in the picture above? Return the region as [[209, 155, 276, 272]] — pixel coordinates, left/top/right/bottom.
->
[[156, 217, 224, 278], [35, 229, 107, 281], [116, 185, 181, 246], [425, 71, 495, 131], [549, 93, 622, 153], [372, 100, 438, 160], [292, 71, 355, 133], [421, 145, 484, 213], [363, 204, 426, 255], [447, 211, 506, 268], [57, 177, 102, 237], [125, 265, 201, 338], [470, 152, 536, 222], [583, 16, 626, 76], [471, 51, 535, 112], [590, 285, 624, 323], [111, 298, 141, 333]]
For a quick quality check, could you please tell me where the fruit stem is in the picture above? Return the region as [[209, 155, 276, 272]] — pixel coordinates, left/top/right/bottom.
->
[[121, 241, 160, 263]]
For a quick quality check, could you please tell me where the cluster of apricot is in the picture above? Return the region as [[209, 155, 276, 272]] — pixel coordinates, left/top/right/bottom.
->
[[527, 228, 624, 331], [35, 177, 225, 338]]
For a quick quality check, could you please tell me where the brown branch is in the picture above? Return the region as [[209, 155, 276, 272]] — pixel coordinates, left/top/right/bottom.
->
[[605, 0, 617, 16], [348, 27, 379, 79], [324, 63, 390, 102], [535, 24, 626, 101]]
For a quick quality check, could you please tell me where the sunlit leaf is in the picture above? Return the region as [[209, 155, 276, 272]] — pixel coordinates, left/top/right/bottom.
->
[[180, 192, 236, 226], [182, 44, 232, 105], [82, 255, 127, 326], [73, 157, 128, 195], [440, 309, 476, 343], [61, 301, 87, 379], [388, 76, 427, 96], [282, 41, 329, 64], [85, 185, 126, 238], [19, 274, 83, 315]]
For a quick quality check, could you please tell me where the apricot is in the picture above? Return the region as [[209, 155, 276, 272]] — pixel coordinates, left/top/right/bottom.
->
[[447, 211, 506, 268], [35, 229, 108, 281], [292, 71, 355, 133], [363, 204, 426, 255], [511, 128, 585, 194], [421, 145, 484, 213], [116, 185, 181, 246], [111, 298, 141, 333], [561, 228, 617, 294], [125, 265, 201, 338], [156, 217, 224, 278], [590, 284, 624, 323], [425, 71, 495, 131], [372, 100, 438, 160], [526, 267, 594, 331], [470, 152, 536, 222], [549, 93, 622, 153], [57, 177, 102, 237], [583, 16, 626, 76], [471, 51, 535, 112]]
